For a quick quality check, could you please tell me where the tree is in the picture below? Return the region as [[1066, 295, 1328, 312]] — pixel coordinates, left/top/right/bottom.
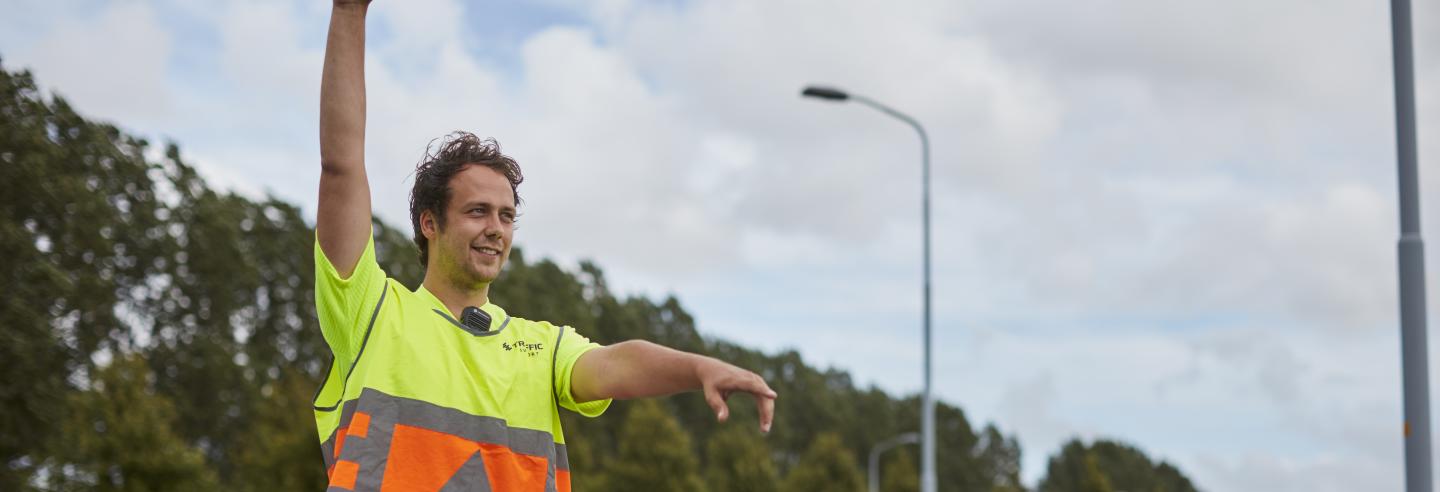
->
[[782, 433, 864, 492], [603, 399, 708, 492], [43, 355, 218, 491], [1040, 440, 1106, 492], [975, 424, 1025, 492], [1039, 439, 1196, 492], [880, 447, 919, 492], [0, 58, 180, 489], [1087, 440, 1196, 492], [704, 425, 779, 492], [227, 368, 329, 492]]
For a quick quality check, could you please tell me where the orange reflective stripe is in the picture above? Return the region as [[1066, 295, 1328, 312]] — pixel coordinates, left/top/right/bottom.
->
[[479, 442, 550, 491], [556, 470, 571, 492], [381, 424, 481, 492], [331, 460, 360, 490], [333, 428, 350, 462], [349, 412, 372, 439]]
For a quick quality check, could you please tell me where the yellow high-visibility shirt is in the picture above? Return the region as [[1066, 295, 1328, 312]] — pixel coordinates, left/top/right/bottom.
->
[[312, 231, 609, 491]]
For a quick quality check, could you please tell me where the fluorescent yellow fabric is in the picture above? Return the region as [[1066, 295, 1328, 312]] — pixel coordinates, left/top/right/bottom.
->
[[312, 231, 610, 446]]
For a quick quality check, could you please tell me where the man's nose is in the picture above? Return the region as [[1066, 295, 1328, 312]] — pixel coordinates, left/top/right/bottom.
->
[[483, 218, 502, 240]]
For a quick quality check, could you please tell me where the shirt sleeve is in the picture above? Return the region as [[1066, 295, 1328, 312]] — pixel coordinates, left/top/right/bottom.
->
[[553, 326, 611, 417], [314, 230, 388, 364]]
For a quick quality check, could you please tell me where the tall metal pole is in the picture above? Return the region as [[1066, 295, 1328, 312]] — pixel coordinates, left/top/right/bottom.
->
[[850, 96, 936, 492], [1390, 0, 1431, 491], [869, 432, 921, 492], [802, 87, 938, 492]]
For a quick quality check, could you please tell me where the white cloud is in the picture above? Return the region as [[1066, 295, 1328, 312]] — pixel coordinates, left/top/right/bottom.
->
[[8, 2, 173, 129], [218, 0, 318, 108], [968, 0, 1394, 108], [1194, 452, 1397, 492], [374, 0, 461, 58], [951, 321, 1405, 489]]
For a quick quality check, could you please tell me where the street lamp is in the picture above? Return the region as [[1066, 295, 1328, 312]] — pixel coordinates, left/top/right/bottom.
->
[[801, 85, 936, 492], [869, 432, 921, 492]]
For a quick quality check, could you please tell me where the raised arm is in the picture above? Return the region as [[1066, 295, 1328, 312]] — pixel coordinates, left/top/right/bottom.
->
[[316, 0, 373, 277], [571, 341, 778, 432]]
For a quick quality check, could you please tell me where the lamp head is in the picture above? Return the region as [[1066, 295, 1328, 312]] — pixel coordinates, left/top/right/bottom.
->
[[801, 86, 849, 101]]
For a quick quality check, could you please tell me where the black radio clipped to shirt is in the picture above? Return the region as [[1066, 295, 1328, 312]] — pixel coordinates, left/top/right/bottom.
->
[[461, 306, 491, 333]]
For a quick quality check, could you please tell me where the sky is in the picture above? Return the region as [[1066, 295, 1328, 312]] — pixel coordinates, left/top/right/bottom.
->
[[2, 0, 1437, 489]]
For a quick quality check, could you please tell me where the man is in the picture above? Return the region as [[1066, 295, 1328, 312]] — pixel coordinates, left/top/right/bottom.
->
[[312, 1, 778, 490]]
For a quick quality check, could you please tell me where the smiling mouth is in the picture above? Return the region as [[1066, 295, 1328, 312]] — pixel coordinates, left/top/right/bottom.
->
[[473, 246, 501, 256]]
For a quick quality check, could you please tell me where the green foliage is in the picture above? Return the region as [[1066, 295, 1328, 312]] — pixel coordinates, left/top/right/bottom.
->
[[976, 424, 1025, 491], [1039, 439, 1198, 492], [602, 399, 707, 492], [45, 355, 219, 491], [1, 61, 161, 489], [0, 57, 328, 490], [227, 369, 330, 492], [781, 433, 865, 492], [881, 448, 919, 492], [0, 57, 1201, 492], [705, 425, 779, 492]]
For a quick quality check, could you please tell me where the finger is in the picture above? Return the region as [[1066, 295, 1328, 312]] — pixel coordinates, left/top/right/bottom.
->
[[704, 384, 729, 422], [728, 372, 777, 399], [760, 381, 777, 399], [757, 394, 775, 434], [755, 373, 777, 399]]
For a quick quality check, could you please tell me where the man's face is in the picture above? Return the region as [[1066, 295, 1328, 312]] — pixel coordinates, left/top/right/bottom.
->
[[423, 165, 516, 288]]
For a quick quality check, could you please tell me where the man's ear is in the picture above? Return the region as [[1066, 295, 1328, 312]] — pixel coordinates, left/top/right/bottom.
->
[[420, 210, 439, 239]]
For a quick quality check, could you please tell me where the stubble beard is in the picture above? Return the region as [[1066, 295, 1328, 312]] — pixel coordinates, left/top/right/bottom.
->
[[439, 244, 497, 293]]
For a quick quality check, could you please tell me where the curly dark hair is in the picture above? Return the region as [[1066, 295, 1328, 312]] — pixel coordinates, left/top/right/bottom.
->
[[408, 132, 523, 268]]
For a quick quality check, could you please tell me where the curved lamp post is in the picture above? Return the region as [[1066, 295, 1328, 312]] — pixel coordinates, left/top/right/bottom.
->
[[801, 85, 935, 492], [869, 432, 921, 492]]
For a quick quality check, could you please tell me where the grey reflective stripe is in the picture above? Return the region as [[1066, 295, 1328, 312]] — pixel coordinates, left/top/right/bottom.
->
[[545, 456, 558, 492], [439, 453, 493, 492], [336, 397, 361, 428], [319, 397, 362, 470], [319, 437, 336, 469], [315, 285, 389, 412], [432, 309, 510, 337], [342, 407, 393, 491], [346, 388, 562, 459], [554, 444, 570, 472]]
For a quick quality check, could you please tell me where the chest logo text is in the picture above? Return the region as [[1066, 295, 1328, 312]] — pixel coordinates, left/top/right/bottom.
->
[[502, 340, 545, 357]]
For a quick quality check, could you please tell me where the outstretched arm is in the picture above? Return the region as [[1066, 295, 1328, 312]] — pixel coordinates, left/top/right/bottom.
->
[[317, 0, 373, 277], [571, 341, 778, 432]]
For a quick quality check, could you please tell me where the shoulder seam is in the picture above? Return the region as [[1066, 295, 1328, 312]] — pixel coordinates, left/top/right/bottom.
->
[[552, 327, 566, 404]]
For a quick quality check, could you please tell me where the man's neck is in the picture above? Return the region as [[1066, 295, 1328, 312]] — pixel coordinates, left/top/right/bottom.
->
[[422, 274, 491, 319]]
